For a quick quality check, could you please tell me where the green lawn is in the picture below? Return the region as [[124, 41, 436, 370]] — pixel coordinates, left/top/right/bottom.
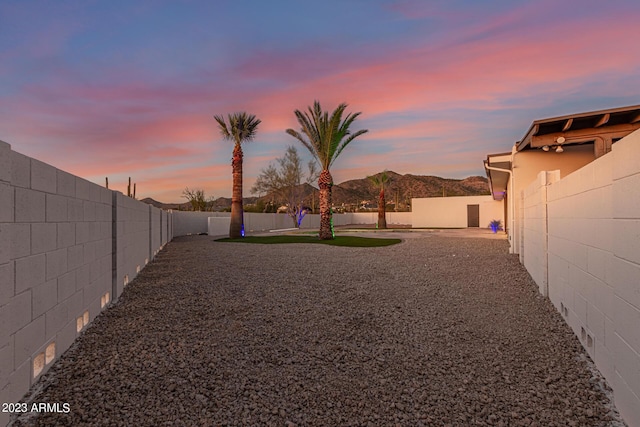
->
[[216, 235, 402, 247]]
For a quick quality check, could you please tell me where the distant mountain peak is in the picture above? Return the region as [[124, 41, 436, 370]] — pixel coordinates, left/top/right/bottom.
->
[[140, 172, 490, 211]]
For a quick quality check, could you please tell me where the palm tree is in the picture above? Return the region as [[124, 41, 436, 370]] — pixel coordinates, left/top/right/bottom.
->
[[286, 101, 368, 240], [214, 112, 261, 238], [369, 171, 389, 229]]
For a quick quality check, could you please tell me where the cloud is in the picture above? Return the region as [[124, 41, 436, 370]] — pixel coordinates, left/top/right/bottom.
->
[[2, 1, 640, 201]]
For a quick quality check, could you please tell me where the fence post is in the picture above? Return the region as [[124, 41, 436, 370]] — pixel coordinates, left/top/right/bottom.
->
[[111, 191, 118, 302], [148, 205, 152, 262]]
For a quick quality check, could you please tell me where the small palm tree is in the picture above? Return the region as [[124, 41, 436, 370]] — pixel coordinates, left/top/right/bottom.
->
[[369, 171, 389, 229], [214, 112, 261, 238], [286, 101, 368, 240]]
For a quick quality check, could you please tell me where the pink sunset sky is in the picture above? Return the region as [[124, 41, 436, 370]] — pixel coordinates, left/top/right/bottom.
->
[[1, 0, 639, 202]]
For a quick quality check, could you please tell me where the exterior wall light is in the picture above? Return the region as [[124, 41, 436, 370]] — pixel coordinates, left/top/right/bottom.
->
[[542, 145, 550, 151]]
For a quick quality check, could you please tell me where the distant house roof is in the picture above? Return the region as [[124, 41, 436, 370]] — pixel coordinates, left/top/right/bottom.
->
[[517, 104, 640, 157]]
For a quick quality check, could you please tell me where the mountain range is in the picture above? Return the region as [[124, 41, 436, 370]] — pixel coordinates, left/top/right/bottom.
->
[[140, 171, 490, 211]]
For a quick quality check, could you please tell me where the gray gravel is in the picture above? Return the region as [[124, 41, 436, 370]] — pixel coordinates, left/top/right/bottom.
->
[[12, 233, 624, 426]]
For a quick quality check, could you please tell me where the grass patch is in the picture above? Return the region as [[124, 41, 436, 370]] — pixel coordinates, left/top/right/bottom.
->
[[216, 235, 401, 247]]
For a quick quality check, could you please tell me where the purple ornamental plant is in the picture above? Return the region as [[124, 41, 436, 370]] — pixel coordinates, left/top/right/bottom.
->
[[489, 219, 503, 233]]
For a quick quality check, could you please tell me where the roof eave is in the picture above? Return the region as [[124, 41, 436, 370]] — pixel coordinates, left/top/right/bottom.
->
[[516, 104, 640, 151]]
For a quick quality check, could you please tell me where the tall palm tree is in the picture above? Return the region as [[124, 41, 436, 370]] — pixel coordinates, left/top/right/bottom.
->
[[286, 101, 368, 240], [214, 112, 261, 238], [369, 171, 389, 229]]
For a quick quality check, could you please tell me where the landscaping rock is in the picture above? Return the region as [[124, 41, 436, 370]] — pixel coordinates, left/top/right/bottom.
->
[[12, 234, 625, 426]]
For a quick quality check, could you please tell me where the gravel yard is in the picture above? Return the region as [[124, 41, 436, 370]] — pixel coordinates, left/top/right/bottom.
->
[[12, 233, 623, 426]]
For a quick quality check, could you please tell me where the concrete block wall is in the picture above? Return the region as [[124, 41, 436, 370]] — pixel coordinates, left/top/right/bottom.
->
[[174, 211, 413, 237], [0, 141, 172, 426], [249, 212, 411, 231], [172, 211, 229, 236], [521, 170, 560, 297], [114, 193, 158, 299], [521, 129, 640, 426], [151, 207, 171, 251], [256, 212, 401, 231], [608, 130, 640, 426], [245, 212, 301, 232], [162, 210, 172, 245], [175, 211, 306, 237], [338, 212, 413, 226], [208, 217, 232, 236]]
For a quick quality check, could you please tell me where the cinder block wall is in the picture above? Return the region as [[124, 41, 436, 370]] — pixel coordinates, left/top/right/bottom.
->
[[522, 170, 561, 297], [521, 129, 640, 426], [173, 211, 414, 237], [172, 211, 229, 236], [113, 192, 165, 299], [338, 212, 413, 226], [161, 209, 172, 245], [0, 141, 171, 426]]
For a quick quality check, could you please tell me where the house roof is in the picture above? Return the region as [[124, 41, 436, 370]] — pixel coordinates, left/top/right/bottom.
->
[[484, 152, 511, 201], [484, 104, 640, 201], [517, 104, 640, 154]]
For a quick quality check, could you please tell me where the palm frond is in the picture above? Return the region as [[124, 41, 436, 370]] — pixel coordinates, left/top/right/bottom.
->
[[368, 170, 390, 187], [214, 115, 231, 139], [326, 103, 347, 165], [215, 112, 261, 145], [297, 108, 321, 150], [286, 100, 367, 171], [286, 128, 318, 163], [330, 128, 368, 168]]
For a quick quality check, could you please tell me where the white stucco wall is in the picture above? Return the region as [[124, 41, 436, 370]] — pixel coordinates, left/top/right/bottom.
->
[[411, 195, 503, 229]]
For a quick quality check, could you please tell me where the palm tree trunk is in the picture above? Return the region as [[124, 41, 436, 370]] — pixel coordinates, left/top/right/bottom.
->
[[230, 143, 244, 238], [378, 188, 387, 229], [318, 169, 334, 240]]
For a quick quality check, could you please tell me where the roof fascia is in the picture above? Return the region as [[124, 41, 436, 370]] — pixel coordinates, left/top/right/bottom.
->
[[516, 104, 640, 151]]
